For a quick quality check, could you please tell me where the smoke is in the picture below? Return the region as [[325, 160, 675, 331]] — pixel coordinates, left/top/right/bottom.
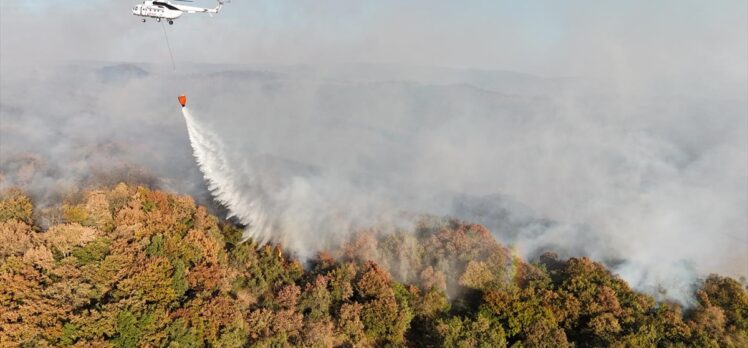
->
[[1, 1, 746, 303], [1, 63, 745, 304]]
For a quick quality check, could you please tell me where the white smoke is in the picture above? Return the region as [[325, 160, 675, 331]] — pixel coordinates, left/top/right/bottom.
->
[[173, 71, 745, 305]]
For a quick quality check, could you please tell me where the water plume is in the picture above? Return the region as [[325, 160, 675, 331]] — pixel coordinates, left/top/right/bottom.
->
[[182, 107, 273, 244]]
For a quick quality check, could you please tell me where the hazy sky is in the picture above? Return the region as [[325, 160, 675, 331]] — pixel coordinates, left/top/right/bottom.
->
[[2, 0, 746, 85]]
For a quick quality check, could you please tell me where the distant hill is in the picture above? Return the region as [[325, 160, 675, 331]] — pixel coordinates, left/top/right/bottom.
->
[[96, 64, 149, 83]]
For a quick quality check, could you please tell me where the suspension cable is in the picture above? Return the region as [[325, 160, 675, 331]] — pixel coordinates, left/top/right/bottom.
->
[[161, 22, 176, 71]]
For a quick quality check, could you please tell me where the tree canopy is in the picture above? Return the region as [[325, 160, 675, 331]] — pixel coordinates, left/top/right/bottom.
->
[[0, 185, 746, 347]]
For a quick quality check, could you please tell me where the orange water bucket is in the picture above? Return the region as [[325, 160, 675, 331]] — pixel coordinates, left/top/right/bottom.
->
[[178, 95, 187, 107]]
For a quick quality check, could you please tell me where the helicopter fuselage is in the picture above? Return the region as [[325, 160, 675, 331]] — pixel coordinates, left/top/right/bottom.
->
[[132, 2, 183, 22], [133, 0, 222, 24]]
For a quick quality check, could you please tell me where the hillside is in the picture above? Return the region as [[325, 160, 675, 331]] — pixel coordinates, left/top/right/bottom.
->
[[0, 185, 746, 347]]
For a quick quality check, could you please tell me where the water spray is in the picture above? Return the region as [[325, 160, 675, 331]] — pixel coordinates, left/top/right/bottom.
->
[[180, 105, 273, 245]]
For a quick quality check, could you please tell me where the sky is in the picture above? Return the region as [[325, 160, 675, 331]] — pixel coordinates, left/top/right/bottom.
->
[[1, 0, 746, 87]]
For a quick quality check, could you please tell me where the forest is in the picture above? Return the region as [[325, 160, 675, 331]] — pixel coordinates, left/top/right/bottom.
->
[[0, 184, 746, 347]]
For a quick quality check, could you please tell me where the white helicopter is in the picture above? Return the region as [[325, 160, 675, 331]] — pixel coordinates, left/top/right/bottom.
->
[[132, 0, 227, 25]]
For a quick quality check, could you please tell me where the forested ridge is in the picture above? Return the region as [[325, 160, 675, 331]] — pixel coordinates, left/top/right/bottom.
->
[[0, 184, 746, 347]]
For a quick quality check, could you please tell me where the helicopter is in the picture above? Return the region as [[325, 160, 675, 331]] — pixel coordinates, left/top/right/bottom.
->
[[132, 0, 227, 25]]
